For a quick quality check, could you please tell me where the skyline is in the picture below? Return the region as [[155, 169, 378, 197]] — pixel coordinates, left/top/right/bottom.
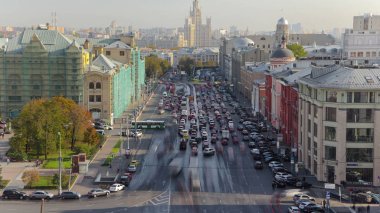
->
[[1, 0, 380, 32]]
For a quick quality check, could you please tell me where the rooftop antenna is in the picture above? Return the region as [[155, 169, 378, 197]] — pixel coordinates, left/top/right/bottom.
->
[[51, 12, 57, 30]]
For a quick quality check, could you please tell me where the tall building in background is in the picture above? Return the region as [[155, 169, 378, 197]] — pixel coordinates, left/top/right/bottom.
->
[[184, 0, 212, 47]]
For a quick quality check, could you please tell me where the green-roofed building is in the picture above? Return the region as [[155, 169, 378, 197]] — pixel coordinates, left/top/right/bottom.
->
[[0, 29, 91, 118]]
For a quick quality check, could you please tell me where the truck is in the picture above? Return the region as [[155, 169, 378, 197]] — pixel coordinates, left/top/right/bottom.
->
[[119, 173, 133, 186]]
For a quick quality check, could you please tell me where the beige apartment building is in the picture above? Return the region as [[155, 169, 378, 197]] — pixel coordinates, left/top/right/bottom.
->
[[298, 65, 380, 186]]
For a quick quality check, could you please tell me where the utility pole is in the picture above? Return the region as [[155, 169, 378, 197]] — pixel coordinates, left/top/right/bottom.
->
[[40, 199, 45, 213], [57, 132, 62, 196]]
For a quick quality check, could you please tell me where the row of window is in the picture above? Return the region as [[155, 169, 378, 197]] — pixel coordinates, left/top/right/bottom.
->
[[89, 82, 101, 89], [306, 90, 377, 103], [324, 146, 373, 162], [325, 127, 373, 143], [349, 51, 379, 58], [106, 51, 125, 56], [89, 95, 101, 102]]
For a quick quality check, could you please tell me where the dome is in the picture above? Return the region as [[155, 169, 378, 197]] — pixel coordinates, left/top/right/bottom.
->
[[271, 48, 294, 59], [277, 17, 288, 25], [231, 37, 254, 49]]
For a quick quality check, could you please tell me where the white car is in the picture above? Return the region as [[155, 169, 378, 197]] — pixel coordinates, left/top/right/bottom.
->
[[275, 172, 293, 181], [268, 161, 284, 168], [201, 131, 208, 137], [287, 206, 300, 213], [293, 194, 315, 202], [250, 149, 260, 155], [109, 183, 125, 192], [203, 148, 215, 156], [298, 201, 316, 210]]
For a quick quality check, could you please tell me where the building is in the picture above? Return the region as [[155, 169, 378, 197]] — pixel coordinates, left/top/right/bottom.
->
[[184, 0, 212, 47], [83, 35, 145, 123], [173, 47, 219, 67], [343, 13, 380, 65], [0, 29, 90, 118], [298, 65, 380, 186]]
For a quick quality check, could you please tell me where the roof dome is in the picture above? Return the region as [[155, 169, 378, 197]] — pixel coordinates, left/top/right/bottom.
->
[[231, 37, 254, 49], [277, 17, 288, 25], [271, 48, 294, 59]]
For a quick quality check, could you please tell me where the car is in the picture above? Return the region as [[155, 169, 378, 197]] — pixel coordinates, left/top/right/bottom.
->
[[269, 161, 283, 168], [221, 138, 228, 145], [303, 205, 325, 213], [254, 161, 263, 169], [293, 194, 315, 203], [272, 179, 286, 188], [232, 136, 239, 144], [237, 125, 244, 131], [109, 183, 125, 192], [87, 188, 110, 198], [242, 130, 249, 135], [242, 136, 250, 141], [192, 146, 198, 156], [298, 202, 317, 210], [248, 142, 256, 148], [295, 181, 312, 189], [250, 148, 260, 155], [253, 154, 262, 160], [128, 165, 137, 173], [60, 191, 81, 199], [2, 189, 29, 200], [203, 148, 215, 156], [30, 191, 54, 200], [129, 160, 140, 167], [287, 206, 301, 213], [275, 172, 293, 181], [129, 130, 143, 138]]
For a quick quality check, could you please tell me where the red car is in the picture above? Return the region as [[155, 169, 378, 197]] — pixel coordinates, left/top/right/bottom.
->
[[221, 138, 228, 146]]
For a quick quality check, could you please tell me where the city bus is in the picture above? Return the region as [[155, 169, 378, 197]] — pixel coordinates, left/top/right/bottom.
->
[[131, 120, 165, 129]]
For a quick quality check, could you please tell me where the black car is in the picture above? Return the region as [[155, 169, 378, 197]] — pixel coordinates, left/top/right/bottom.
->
[[254, 161, 263, 169], [303, 205, 325, 212], [60, 191, 81, 199], [295, 181, 312, 189], [272, 179, 286, 188], [253, 154, 262, 160], [284, 177, 299, 186], [2, 189, 29, 200]]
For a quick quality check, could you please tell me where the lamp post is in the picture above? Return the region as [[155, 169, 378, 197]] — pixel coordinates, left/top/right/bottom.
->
[[57, 132, 62, 196]]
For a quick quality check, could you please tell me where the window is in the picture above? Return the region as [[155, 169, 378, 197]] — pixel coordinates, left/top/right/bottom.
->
[[313, 105, 318, 118], [308, 119, 311, 133], [325, 146, 336, 160], [120, 51, 125, 56], [347, 109, 373, 123], [372, 51, 376, 57], [313, 142, 318, 156], [326, 91, 337, 102], [313, 123, 318, 137], [325, 107, 336, 121], [325, 126, 336, 141], [96, 95, 102, 102], [89, 82, 94, 89], [350, 52, 356, 58], [357, 52, 363, 57], [346, 128, 373, 143], [106, 51, 111, 56], [8, 96, 21, 101], [307, 137, 311, 151], [11, 85, 17, 90], [347, 92, 375, 103], [89, 95, 94, 102], [96, 82, 101, 89], [308, 103, 311, 115], [346, 168, 373, 183], [33, 85, 40, 90], [346, 148, 373, 162], [55, 85, 61, 90], [366, 52, 370, 57]]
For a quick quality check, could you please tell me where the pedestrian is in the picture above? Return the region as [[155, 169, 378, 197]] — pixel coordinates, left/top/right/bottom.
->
[[322, 199, 326, 209], [367, 204, 370, 213], [352, 204, 356, 210], [6, 157, 10, 165]]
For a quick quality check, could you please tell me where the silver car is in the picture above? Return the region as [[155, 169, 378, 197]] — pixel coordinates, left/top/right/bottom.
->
[[30, 191, 54, 200]]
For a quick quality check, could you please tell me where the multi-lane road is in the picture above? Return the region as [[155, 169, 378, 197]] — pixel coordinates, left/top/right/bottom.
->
[[1, 79, 288, 213]]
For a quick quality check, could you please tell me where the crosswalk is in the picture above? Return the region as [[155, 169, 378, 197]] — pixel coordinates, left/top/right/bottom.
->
[[146, 189, 170, 206]]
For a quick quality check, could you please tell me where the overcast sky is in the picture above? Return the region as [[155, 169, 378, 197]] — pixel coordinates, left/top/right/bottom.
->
[[2, 0, 380, 32]]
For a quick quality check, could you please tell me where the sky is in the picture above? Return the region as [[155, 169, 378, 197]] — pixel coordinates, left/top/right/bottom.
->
[[2, 0, 380, 32]]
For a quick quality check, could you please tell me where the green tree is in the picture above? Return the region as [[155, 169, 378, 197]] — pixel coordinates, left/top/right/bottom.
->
[[287, 43, 308, 59], [145, 55, 171, 79], [178, 56, 195, 76]]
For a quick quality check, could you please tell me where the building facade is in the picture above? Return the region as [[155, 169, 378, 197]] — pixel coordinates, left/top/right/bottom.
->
[[0, 29, 90, 118], [298, 65, 380, 186], [173, 47, 219, 67]]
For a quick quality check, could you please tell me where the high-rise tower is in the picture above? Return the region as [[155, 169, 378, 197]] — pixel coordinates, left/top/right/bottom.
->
[[184, 0, 212, 47]]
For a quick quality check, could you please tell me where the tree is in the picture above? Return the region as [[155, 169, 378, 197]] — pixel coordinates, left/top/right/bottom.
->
[[145, 55, 171, 79], [178, 56, 195, 76], [22, 169, 40, 186], [0, 166, 3, 186], [287, 43, 308, 59]]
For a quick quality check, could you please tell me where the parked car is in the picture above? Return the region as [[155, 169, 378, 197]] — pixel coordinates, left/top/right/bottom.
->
[[2, 189, 29, 200], [298, 202, 318, 211], [128, 165, 137, 173], [203, 148, 215, 156], [60, 191, 81, 199], [272, 179, 286, 188], [303, 205, 325, 212], [30, 191, 54, 200], [87, 188, 110, 198], [109, 183, 125, 192], [295, 181, 312, 189]]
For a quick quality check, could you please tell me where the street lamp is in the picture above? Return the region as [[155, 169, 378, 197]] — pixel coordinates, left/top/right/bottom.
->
[[57, 132, 62, 196]]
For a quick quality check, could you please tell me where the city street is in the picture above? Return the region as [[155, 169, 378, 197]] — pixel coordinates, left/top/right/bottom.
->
[[0, 77, 351, 213]]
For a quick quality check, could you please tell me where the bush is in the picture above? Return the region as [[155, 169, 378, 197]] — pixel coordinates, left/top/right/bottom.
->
[[6, 149, 27, 161], [73, 143, 91, 156], [22, 169, 40, 186]]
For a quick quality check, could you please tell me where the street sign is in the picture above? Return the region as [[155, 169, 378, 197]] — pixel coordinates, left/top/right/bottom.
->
[[326, 191, 330, 200], [324, 183, 336, 189]]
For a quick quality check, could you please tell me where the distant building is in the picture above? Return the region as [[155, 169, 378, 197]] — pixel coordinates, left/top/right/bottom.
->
[[343, 13, 380, 65], [173, 47, 219, 67], [184, 0, 212, 47]]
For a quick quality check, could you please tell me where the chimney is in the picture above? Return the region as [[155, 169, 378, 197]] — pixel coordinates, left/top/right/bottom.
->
[[83, 39, 90, 50]]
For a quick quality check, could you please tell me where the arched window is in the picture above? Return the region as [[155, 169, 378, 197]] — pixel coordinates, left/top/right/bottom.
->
[[89, 82, 94, 89], [96, 82, 101, 89]]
